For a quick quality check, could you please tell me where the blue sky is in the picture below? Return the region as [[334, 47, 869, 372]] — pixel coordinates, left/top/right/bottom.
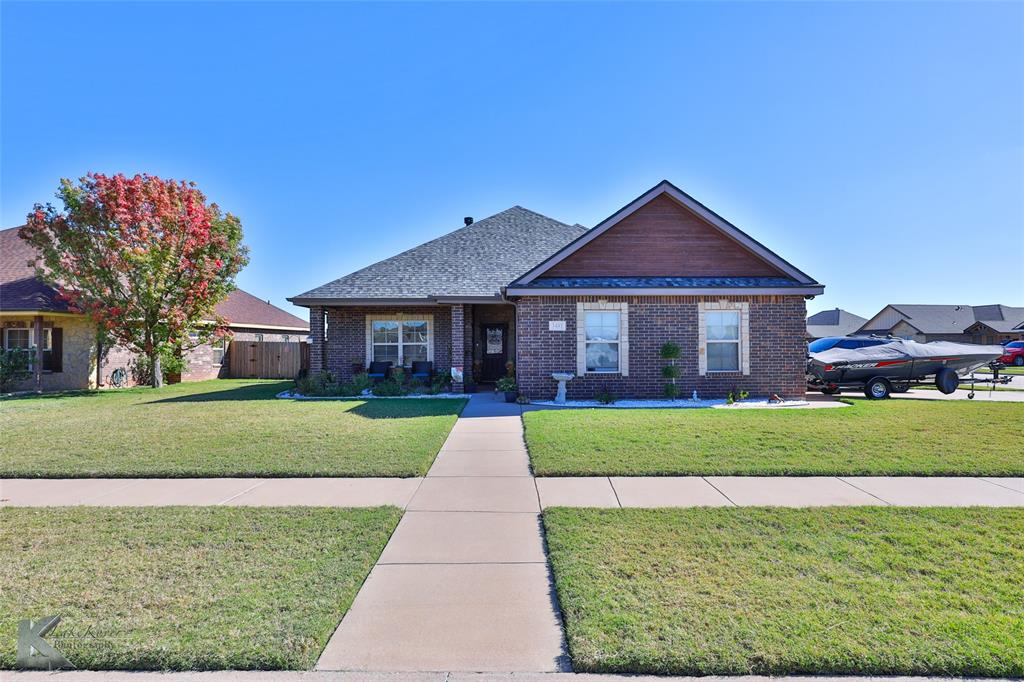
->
[[3, 1, 1022, 321]]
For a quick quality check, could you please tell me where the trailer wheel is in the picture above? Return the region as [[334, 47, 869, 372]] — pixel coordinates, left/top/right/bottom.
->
[[935, 368, 960, 394], [1015, 356, 1024, 367], [864, 377, 891, 399]]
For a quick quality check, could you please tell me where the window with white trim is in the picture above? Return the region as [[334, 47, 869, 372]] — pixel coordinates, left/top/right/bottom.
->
[[576, 302, 629, 376], [584, 311, 620, 372], [3, 327, 51, 370], [369, 318, 430, 367], [705, 311, 740, 372]]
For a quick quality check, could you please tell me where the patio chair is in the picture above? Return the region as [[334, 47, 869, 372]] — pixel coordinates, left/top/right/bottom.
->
[[367, 361, 392, 382], [410, 360, 433, 382]]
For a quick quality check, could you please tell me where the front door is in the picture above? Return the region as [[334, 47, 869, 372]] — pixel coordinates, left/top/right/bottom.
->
[[481, 323, 508, 382]]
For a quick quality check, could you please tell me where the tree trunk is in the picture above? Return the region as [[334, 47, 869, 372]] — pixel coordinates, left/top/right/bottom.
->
[[151, 352, 163, 388]]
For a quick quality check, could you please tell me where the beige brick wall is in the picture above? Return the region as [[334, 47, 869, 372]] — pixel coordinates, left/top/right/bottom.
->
[[2, 315, 98, 392]]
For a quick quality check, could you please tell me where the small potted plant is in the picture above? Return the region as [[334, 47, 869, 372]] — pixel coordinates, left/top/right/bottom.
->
[[496, 376, 518, 402]]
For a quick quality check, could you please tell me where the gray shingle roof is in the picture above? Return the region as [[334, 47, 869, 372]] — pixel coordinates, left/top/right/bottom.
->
[[862, 304, 1024, 335], [291, 207, 586, 302], [806, 307, 867, 339], [525, 276, 802, 289]]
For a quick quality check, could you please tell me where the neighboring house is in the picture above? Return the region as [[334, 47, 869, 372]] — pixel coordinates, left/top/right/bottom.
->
[[806, 308, 867, 340], [0, 226, 308, 391], [858, 304, 1024, 344], [290, 181, 824, 399]]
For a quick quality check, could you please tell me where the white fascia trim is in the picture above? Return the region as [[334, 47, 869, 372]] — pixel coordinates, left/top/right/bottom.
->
[[513, 181, 820, 286], [506, 286, 824, 297]]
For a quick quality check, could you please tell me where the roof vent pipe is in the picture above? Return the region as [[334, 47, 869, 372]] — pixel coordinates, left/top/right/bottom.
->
[[464, 217, 473, 226]]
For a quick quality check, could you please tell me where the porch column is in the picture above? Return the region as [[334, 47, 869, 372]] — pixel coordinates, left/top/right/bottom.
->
[[309, 306, 325, 374], [450, 304, 464, 393], [33, 315, 43, 391]]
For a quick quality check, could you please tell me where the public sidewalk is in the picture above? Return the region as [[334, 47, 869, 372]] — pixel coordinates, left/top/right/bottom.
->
[[9, 673, 1021, 682], [2, 474, 1021, 508]]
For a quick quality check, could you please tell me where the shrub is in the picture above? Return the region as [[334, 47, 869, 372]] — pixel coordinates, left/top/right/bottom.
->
[[727, 388, 750, 405], [350, 372, 373, 394], [427, 372, 452, 395], [661, 341, 682, 399], [131, 348, 188, 386], [659, 341, 681, 359], [0, 348, 31, 391], [371, 379, 406, 397], [496, 376, 517, 393], [595, 389, 617, 405], [295, 371, 336, 396], [515, 394, 531, 405]]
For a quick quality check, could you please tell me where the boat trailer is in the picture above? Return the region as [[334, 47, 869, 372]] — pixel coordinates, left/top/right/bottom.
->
[[964, 362, 1013, 399]]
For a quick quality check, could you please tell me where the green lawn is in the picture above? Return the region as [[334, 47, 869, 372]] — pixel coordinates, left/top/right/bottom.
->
[[524, 399, 1023, 476], [1, 506, 401, 670], [544, 507, 1024, 677], [0, 380, 465, 477]]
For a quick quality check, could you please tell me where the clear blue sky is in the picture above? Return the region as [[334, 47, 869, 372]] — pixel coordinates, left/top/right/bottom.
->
[[3, 1, 1022, 321]]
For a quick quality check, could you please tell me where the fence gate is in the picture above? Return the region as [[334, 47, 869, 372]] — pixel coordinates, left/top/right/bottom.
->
[[228, 341, 308, 379]]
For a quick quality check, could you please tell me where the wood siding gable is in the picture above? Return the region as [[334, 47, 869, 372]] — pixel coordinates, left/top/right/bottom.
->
[[544, 194, 787, 278]]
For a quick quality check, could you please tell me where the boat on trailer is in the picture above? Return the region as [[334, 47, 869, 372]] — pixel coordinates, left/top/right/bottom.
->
[[807, 339, 1005, 399]]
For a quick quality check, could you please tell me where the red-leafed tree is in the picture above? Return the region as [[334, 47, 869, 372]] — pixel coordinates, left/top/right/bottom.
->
[[21, 173, 249, 387]]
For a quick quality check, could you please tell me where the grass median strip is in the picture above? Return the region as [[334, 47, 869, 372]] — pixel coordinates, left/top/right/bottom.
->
[[0, 380, 465, 477], [525, 399, 1023, 476], [1, 506, 401, 670], [544, 506, 1024, 677]]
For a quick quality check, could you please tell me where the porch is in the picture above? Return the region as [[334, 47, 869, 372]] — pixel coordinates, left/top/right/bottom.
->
[[308, 302, 516, 392]]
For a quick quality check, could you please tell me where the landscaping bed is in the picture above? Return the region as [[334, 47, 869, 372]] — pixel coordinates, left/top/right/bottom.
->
[[544, 506, 1024, 677], [0, 380, 466, 477], [0, 506, 401, 670], [525, 398, 1024, 476]]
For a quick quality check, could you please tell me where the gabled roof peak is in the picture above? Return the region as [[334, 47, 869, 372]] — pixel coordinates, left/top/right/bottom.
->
[[510, 179, 822, 290]]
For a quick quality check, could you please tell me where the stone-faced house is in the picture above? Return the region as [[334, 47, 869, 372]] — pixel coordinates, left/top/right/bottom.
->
[[0, 226, 309, 391], [290, 181, 824, 399]]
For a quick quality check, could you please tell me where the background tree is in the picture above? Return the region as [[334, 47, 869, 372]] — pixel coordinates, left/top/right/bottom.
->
[[21, 173, 249, 387]]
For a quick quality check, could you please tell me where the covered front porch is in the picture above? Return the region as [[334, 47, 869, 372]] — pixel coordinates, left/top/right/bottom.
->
[[307, 302, 516, 393]]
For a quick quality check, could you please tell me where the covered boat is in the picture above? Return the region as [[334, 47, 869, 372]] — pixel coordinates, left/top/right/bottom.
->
[[807, 339, 1004, 399]]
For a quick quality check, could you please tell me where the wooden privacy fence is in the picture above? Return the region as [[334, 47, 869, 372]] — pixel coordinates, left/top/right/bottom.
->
[[228, 341, 308, 379]]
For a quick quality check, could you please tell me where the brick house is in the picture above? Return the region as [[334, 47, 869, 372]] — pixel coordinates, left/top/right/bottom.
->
[[0, 226, 309, 391], [290, 181, 824, 399]]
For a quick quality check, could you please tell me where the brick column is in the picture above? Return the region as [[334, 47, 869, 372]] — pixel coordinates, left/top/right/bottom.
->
[[309, 306, 325, 374], [450, 304, 465, 393]]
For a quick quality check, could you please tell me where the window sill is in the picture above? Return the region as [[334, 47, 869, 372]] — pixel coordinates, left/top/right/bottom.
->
[[585, 370, 621, 375]]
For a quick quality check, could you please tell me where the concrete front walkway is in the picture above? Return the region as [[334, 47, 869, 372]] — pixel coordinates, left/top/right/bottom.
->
[[315, 393, 568, 673]]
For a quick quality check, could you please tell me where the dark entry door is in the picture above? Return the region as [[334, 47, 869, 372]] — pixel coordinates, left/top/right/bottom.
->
[[481, 323, 508, 382]]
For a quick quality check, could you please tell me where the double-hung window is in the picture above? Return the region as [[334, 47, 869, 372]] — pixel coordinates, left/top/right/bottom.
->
[[705, 310, 740, 372], [584, 311, 620, 373], [369, 317, 431, 367], [4, 327, 50, 370]]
